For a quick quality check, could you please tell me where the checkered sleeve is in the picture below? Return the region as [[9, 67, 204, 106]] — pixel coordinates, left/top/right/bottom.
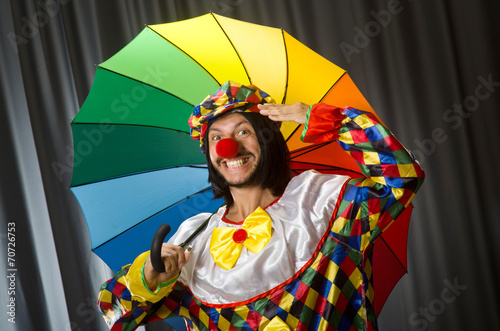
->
[[97, 251, 180, 330], [302, 103, 425, 252]]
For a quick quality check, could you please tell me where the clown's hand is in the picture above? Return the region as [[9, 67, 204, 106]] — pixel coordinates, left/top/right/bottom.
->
[[144, 243, 190, 291], [258, 102, 309, 125]]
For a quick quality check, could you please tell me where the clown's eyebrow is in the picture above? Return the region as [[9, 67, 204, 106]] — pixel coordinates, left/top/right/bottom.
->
[[208, 120, 250, 133]]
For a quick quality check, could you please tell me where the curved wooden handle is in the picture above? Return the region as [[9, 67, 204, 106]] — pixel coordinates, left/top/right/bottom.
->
[[150, 223, 171, 273]]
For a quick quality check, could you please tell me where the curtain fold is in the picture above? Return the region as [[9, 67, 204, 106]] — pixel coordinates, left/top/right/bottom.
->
[[1, 0, 498, 330]]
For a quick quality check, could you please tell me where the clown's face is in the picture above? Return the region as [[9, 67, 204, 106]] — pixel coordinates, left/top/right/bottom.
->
[[207, 113, 261, 188]]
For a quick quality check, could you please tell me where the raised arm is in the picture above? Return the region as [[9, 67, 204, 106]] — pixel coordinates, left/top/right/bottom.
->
[[303, 103, 425, 251], [259, 102, 425, 252]]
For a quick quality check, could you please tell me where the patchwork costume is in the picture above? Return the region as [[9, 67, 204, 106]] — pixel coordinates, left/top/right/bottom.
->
[[98, 83, 425, 330]]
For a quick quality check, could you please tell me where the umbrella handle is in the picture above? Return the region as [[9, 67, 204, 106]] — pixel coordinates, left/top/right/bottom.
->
[[150, 223, 171, 273]]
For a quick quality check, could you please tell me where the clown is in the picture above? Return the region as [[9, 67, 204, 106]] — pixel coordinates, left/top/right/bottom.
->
[[98, 81, 424, 330]]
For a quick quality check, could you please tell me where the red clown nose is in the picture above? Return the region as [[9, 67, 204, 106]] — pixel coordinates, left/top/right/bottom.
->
[[216, 138, 239, 158]]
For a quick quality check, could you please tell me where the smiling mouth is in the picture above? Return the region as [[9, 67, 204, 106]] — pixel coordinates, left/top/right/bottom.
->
[[224, 157, 250, 169]]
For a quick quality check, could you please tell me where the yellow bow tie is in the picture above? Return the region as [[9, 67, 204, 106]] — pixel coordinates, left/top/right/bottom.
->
[[210, 207, 272, 270]]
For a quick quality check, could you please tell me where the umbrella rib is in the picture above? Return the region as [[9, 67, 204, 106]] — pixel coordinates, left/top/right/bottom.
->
[[284, 124, 303, 143], [378, 235, 409, 274], [146, 26, 221, 86], [92, 186, 214, 250], [291, 162, 362, 175], [70, 121, 191, 134], [281, 28, 290, 105], [69, 164, 207, 188], [318, 71, 347, 103], [290, 141, 334, 159], [282, 52, 345, 141], [186, 165, 210, 169], [211, 13, 252, 85], [96, 66, 195, 107], [291, 161, 341, 169]]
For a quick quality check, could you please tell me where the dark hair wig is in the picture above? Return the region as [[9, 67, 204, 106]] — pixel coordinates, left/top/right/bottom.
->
[[204, 112, 291, 207]]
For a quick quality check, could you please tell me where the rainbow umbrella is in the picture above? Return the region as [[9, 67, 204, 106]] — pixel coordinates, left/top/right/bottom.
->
[[70, 13, 408, 316]]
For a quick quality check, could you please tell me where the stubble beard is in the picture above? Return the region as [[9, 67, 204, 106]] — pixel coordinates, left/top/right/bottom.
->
[[215, 153, 261, 188]]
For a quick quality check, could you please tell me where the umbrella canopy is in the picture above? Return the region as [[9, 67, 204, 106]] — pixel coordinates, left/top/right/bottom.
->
[[71, 13, 406, 315]]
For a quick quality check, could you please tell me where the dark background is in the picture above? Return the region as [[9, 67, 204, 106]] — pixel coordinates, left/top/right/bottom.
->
[[1, 0, 499, 330]]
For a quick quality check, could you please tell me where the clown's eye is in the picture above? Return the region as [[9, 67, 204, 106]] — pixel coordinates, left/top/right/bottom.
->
[[211, 135, 223, 141], [237, 130, 249, 136]]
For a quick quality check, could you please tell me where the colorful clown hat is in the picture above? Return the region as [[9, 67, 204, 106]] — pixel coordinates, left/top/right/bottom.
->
[[189, 81, 275, 149]]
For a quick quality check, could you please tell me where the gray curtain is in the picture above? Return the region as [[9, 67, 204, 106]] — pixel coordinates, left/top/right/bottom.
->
[[1, 0, 498, 330]]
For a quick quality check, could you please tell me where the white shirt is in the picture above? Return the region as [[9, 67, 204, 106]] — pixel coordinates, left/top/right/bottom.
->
[[167, 170, 349, 305]]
